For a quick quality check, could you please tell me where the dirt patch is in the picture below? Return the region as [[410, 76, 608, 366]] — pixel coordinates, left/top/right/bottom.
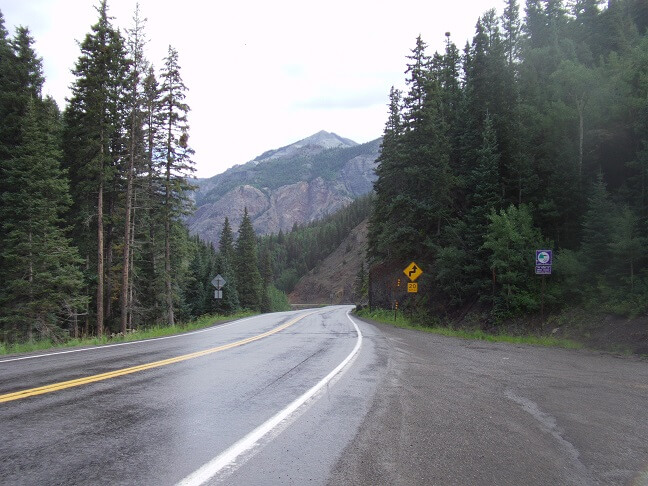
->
[[545, 309, 648, 356], [447, 306, 648, 357]]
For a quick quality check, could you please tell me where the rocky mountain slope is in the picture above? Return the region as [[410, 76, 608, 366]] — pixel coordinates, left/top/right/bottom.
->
[[188, 131, 380, 245], [289, 219, 368, 305]]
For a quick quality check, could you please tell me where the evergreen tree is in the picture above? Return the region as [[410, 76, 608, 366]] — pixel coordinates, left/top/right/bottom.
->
[[401, 35, 452, 248], [354, 261, 368, 304], [502, 0, 522, 66], [0, 12, 20, 165], [482, 204, 545, 317], [214, 217, 239, 314], [0, 15, 20, 295], [580, 175, 615, 274], [120, 5, 148, 334], [136, 64, 164, 326], [0, 99, 85, 342], [63, 0, 129, 336], [235, 208, 262, 310], [158, 44, 195, 325], [219, 217, 235, 259], [367, 86, 405, 262], [260, 249, 273, 313], [608, 206, 645, 288]]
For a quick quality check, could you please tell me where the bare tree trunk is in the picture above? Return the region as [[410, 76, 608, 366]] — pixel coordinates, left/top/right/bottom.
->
[[97, 176, 104, 338], [164, 104, 175, 326], [105, 194, 115, 324], [165, 214, 174, 326], [128, 191, 137, 330], [121, 134, 135, 334], [577, 98, 585, 177], [28, 229, 33, 342]]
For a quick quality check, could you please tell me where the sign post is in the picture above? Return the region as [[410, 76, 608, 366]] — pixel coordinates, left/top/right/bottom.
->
[[535, 250, 552, 321], [397, 262, 423, 314], [211, 274, 227, 300]]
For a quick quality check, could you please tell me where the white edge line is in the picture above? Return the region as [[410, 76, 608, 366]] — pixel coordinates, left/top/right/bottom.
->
[[0, 313, 279, 364], [176, 309, 363, 486]]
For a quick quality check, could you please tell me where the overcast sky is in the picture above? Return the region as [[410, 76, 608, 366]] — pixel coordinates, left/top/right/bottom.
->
[[3, 0, 508, 177]]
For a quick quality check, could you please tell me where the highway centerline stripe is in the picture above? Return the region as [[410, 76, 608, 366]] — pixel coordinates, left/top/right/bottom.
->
[[0, 312, 314, 404]]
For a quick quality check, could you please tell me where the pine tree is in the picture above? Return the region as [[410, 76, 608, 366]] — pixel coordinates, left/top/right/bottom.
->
[[235, 208, 262, 310], [0, 12, 20, 165], [213, 251, 239, 314], [219, 217, 235, 259], [0, 99, 85, 342], [119, 5, 149, 334], [63, 0, 129, 337], [135, 64, 164, 326], [260, 249, 273, 313], [482, 204, 545, 316], [581, 175, 615, 274], [213, 217, 239, 313], [608, 206, 645, 289], [158, 44, 195, 325], [0, 15, 20, 294], [368, 86, 404, 262], [502, 0, 522, 66]]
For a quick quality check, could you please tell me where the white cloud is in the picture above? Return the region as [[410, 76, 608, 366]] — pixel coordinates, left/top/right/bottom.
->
[[3, 0, 508, 177]]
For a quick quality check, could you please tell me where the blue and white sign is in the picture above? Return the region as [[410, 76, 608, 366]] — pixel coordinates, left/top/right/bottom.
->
[[535, 250, 552, 265], [535, 249, 552, 275]]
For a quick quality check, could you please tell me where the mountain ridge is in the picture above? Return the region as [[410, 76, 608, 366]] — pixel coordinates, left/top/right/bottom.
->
[[188, 131, 381, 246]]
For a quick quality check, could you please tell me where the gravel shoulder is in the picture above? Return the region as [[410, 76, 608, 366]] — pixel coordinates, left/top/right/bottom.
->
[[328, 318, 648, 486]]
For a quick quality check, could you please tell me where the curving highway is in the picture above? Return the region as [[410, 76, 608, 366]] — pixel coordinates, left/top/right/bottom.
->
[[0, 306, 380, 485], [2, 305, 647, 485]]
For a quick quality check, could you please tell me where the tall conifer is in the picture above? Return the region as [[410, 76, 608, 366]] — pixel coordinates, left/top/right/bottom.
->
[[235, 209, 262, 310], [158, 45, 195, 325], [63, 0, 129, 336], [0, 100, 84, 342]]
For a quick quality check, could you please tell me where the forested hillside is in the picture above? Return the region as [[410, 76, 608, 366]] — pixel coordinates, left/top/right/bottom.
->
[[369, 0, 648, 320], [0, 2, 233, 345]]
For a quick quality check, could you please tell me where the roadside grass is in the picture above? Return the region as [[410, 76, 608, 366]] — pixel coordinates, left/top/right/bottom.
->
[[0, 311, 258, 357], [356, 308, 583, 350]]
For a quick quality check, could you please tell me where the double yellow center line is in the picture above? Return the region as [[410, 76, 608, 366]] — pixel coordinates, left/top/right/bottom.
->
[[0, 312, 313, 404]]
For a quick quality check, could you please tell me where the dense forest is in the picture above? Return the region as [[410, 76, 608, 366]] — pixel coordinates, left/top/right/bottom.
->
[[0, 2, 297, 346], [368, 0, 648, 320], [4, 0, 648, 347]]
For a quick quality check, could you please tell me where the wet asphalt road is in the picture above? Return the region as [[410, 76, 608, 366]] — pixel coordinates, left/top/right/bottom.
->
[[0, 306, 378, 485], [2, 307, 647, 485], [329, 318, 648, 486]]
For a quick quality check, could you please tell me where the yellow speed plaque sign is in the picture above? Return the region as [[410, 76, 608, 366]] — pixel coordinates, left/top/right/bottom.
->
[[403, 262, 423, 282]]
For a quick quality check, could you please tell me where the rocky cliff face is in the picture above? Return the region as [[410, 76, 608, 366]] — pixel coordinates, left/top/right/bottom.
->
[[188, 132, 380, 246]]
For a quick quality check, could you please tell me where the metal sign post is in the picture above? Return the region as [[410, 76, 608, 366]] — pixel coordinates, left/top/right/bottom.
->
[[211, 274, 227, 300], [535, 250, 552, 321]]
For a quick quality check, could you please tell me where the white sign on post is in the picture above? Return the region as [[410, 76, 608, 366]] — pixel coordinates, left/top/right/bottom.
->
[[211, 274, 226, 299]]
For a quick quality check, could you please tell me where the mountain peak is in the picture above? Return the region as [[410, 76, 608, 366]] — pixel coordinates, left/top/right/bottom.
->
[[300, 130, 358, 149], [254, 131, 358, 163]]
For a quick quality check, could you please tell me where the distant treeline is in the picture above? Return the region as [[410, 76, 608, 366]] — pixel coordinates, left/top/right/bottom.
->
[[188, 195, 373, 316], [368, 0, 648, 319]]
